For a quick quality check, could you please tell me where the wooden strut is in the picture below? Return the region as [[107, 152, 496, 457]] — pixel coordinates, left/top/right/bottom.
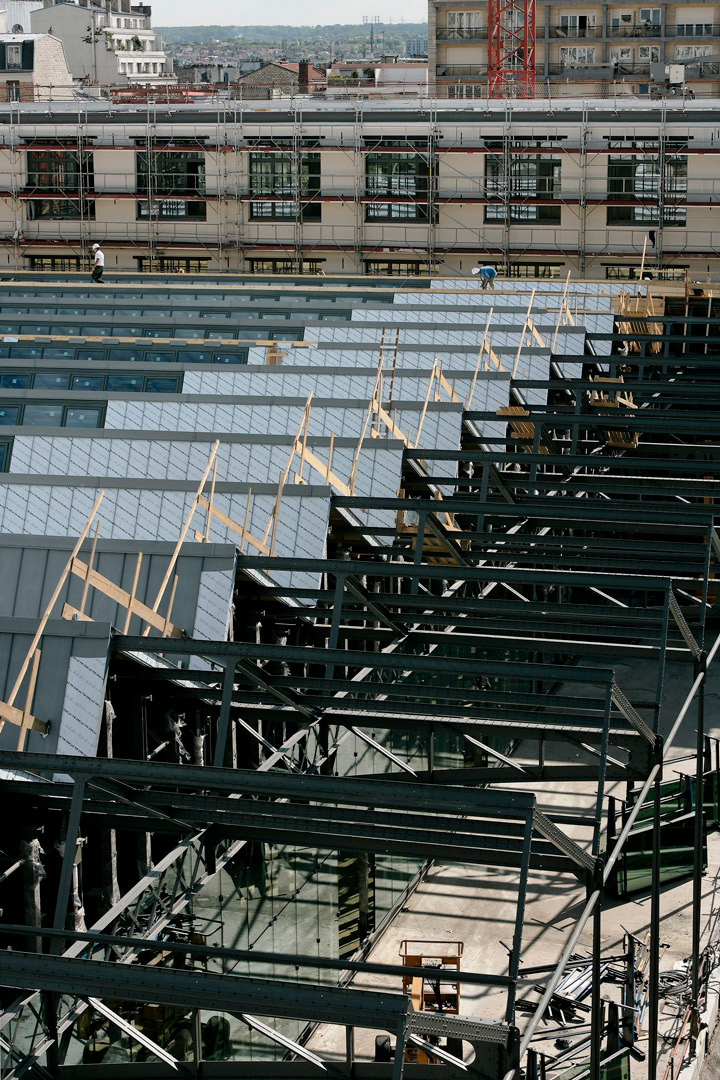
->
[[141, 439, 221, 637], [512, 289, 548, 379], [466, 310, 495, 407], [0, 491, 105, 740], [550, 272, 577, 355]]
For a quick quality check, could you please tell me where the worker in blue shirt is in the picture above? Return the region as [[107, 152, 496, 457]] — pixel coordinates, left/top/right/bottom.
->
[[471, 265, 497, 290]]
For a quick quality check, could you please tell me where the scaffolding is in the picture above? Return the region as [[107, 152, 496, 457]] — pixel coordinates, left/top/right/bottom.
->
[[0, 100, 710, 277]]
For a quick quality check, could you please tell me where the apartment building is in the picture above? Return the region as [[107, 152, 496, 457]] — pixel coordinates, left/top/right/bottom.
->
[[0, 30, 73, 99], [31, 0, 172, 85], [0, 98, 718, 280], [429, 0, 720, 97]]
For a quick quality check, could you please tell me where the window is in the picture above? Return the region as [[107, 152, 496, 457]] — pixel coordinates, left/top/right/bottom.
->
[[137, 199, 206, 220], [365, 260, 430, 276], [445, 11, 483, 35], [134, 257, 211, 272], [145, 376, 179, 393], [23, 404, 63, 426], [249, 152, 321, 221], [76, 349, 106, 363], [106, 375, 143, 392], [212, 352, 249, 365], [6, 45, 21, 69], [610, 47, 633, 62], [605, 265, 688, 280], [33, 373, 70, 389], [559, 45, 596, 63], [638, 45, 660, 61], [182, 350, 212, 363], [65, 407, 103, 428], [0, 441, 12, 471], [607, 155, 687, 225], [26, 149, 94, 193], [675, 44, 715, 63], [0, 373, 30, 388], [72, 375, 103, 391], [6, 82, 20, 102], [26, 255, 82, 272], [0, 406, 19, 425], [638, 7, 661, 31], [143, 351, 174, 363], [485, 153, 561, 223], [247, 259, 324, 274], [366, 153, 431, 222], [136, 148, 205, 196], [508, 262, 563, 278], [447, 84, 485, 98], [677, 22, 713, 35], [26, 199, 95, 220], [559, 13, 596, 36]]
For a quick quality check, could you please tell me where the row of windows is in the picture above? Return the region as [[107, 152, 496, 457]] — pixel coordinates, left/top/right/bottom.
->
[[27, 257, 212, 274], [0, 305, 302, 321], [0, 403, 104, 428], [25, 200, 207, 221], [0, 371, 180, 393], [0, 322, 300, 340], [0, 346, 248, 365], [18, 149, 690, 228]]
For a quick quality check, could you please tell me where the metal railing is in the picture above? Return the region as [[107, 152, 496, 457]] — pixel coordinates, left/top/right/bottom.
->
[[436, 27, 488, 40], [608, 23, 662, 37], [549, 25, 602, 38]]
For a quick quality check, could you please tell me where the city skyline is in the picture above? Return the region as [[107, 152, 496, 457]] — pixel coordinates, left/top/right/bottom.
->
[[151, 1, 427, 27]]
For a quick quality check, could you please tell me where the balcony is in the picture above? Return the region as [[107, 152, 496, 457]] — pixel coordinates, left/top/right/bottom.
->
[[546, 63, 615, 77], [436, 27, 488, 40], [549, 25, 601, 38], [608, 23, 661, 37]]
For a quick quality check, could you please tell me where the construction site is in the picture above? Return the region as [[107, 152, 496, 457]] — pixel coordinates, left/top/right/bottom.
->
[[0, 264, 718, 1080], [0, 97, 719, 280]]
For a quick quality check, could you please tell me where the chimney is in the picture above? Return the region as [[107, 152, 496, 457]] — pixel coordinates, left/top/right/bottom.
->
[[298, 58, 310, 94]]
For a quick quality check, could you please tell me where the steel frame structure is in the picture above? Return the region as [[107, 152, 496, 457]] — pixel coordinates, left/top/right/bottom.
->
[[2, 294, 720, 1080]]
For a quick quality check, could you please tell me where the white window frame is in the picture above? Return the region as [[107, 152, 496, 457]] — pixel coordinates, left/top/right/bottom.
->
[[6, 44, 21, 70]]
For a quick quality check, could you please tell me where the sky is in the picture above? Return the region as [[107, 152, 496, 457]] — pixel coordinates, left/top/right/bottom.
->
[[151, 0, 427, 27]]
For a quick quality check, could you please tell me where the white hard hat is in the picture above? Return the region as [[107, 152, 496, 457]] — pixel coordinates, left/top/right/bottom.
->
[[471, 267, 481, 275], [92, 243, 100, 250]]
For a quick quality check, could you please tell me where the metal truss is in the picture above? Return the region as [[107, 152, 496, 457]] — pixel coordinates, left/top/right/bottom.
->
[[3, 305, 720, 1080]]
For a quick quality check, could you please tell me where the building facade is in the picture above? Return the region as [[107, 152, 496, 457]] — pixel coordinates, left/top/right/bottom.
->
[[31, 0, 172, 85], [0, 97, 718, 279], [429, 0, 720, 97], [0, 30, 73, 99]]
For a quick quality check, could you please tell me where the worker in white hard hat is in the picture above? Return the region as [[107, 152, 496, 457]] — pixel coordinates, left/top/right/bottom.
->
[[471, 265, 497, 290], [91, 243, 105, 284]]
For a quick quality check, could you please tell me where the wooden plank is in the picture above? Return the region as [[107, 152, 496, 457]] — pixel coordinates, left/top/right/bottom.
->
[[16, 648, 42, 752], [123, 553, 143, 634], [0, 698, 46, 734], [198, 495, 271, 556], [66, 559, 184, 638], [141, 440, 219, 636]]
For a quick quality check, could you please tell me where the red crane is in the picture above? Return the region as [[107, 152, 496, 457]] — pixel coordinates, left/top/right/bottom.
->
[[488, 0, 536, 98]]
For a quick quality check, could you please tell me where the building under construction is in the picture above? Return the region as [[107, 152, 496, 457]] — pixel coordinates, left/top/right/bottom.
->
[[1, 99, 720, 280], [0, 267, 720, 1080]]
